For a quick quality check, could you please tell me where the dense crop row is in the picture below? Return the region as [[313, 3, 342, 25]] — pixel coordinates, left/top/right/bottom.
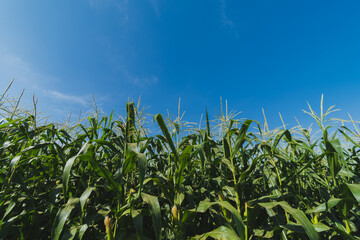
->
[[1, 93, 360, 239]]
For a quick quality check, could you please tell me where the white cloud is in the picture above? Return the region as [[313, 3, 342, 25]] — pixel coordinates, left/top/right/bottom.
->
[[0, 54, 36, 87], [1, 55, 31, 74], [148, 0, 160, 16], [133, 75, 159, 87], [116, 63, 159, 87], [89, 0, 161, 24], [0, 53, 93, 120], [88, 0, 129, 22], [0, 54, 89, 105], [44, 90, 89, 106], [0, 54, 57, 92], [220, 0, 234, 28]]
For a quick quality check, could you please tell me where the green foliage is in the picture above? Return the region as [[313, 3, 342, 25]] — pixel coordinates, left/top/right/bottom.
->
[[1, 91, 360, 239]]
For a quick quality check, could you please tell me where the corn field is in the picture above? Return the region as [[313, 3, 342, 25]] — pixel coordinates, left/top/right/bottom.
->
[[1, 85, 360, 239]]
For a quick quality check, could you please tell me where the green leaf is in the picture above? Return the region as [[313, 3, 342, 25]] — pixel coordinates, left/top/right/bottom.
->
[[192, 226, 241, 240], [253, 229, 274, 238], [339, 183, 360, 217], [328, 139, 345, 162], [9, 155, 21, 173], [0, 201, 16, 227], [175, 145, 193, 188], [345, 183, 360, 203], [258, 201, 318, 240], [126, 102, 137, 143], [80, 187, 95, 214], [2, 201, 15, 220], [190, 201, 245, 240], [313, 223, 331, 233], [60, 227, 77, 240], [306, 198, 342, 213], [62, 156, 76, 199], [141, 193, 161, 240], [231, 120, 252, 159], [81, 149, 123, 196], [137, 152, 147, 189], [323, 132, 342, 179], [154, 114, 179, 164], [282, 223, 306, 234], [21, 142, 50, 153], [339, 128, 359, 147], [92, 139, 120, 153], [206, 108, 210, 137], [78, 224, 88, 240], [273, 130, 292, 148], [223, 135, 231, 159], [132, 210, 143, 239], [62, 142, 91, 199], [51, 198, 79, 240]]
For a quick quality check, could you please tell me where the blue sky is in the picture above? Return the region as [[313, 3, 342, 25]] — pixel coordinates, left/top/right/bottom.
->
[[1, 0, 360, 130]]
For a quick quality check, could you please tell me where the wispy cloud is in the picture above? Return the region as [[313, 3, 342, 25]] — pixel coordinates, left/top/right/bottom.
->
[[117, 63, 159, 87], [0, 53, 93, 120], [88, 0, 129, 22], [1, 55, 31, 74], [0, 54, 90, 105], [220, 0, 235, 28], [0, 54, 40, 88], [44, 90, 89, 106], [0, 54, 59, 96], [89, 0, 160, 23], [133, 75, 159, 87], [148, 0, 160, 16]]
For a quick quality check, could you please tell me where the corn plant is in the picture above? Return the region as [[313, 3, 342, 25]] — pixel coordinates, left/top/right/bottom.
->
[[1, 90, 360, 239]]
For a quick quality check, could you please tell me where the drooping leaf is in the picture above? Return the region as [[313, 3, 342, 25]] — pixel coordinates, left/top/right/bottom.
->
[[306, 198, 342, 214], [154, 114, 179, 164], [192, 225, 241, 240], [62, 156, 76, 199], [345, 183, 360, 203], [80, 187, 95, 214], [142, 193, 161, 240], [62, 142, 91, 199], [258, 201, 318, 240], [231, 120, 253, 159], [51, 198, 79, 240], [132, 210, 143, 239], [78, 224, 88, 240], [190, 201, 245, 240]]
